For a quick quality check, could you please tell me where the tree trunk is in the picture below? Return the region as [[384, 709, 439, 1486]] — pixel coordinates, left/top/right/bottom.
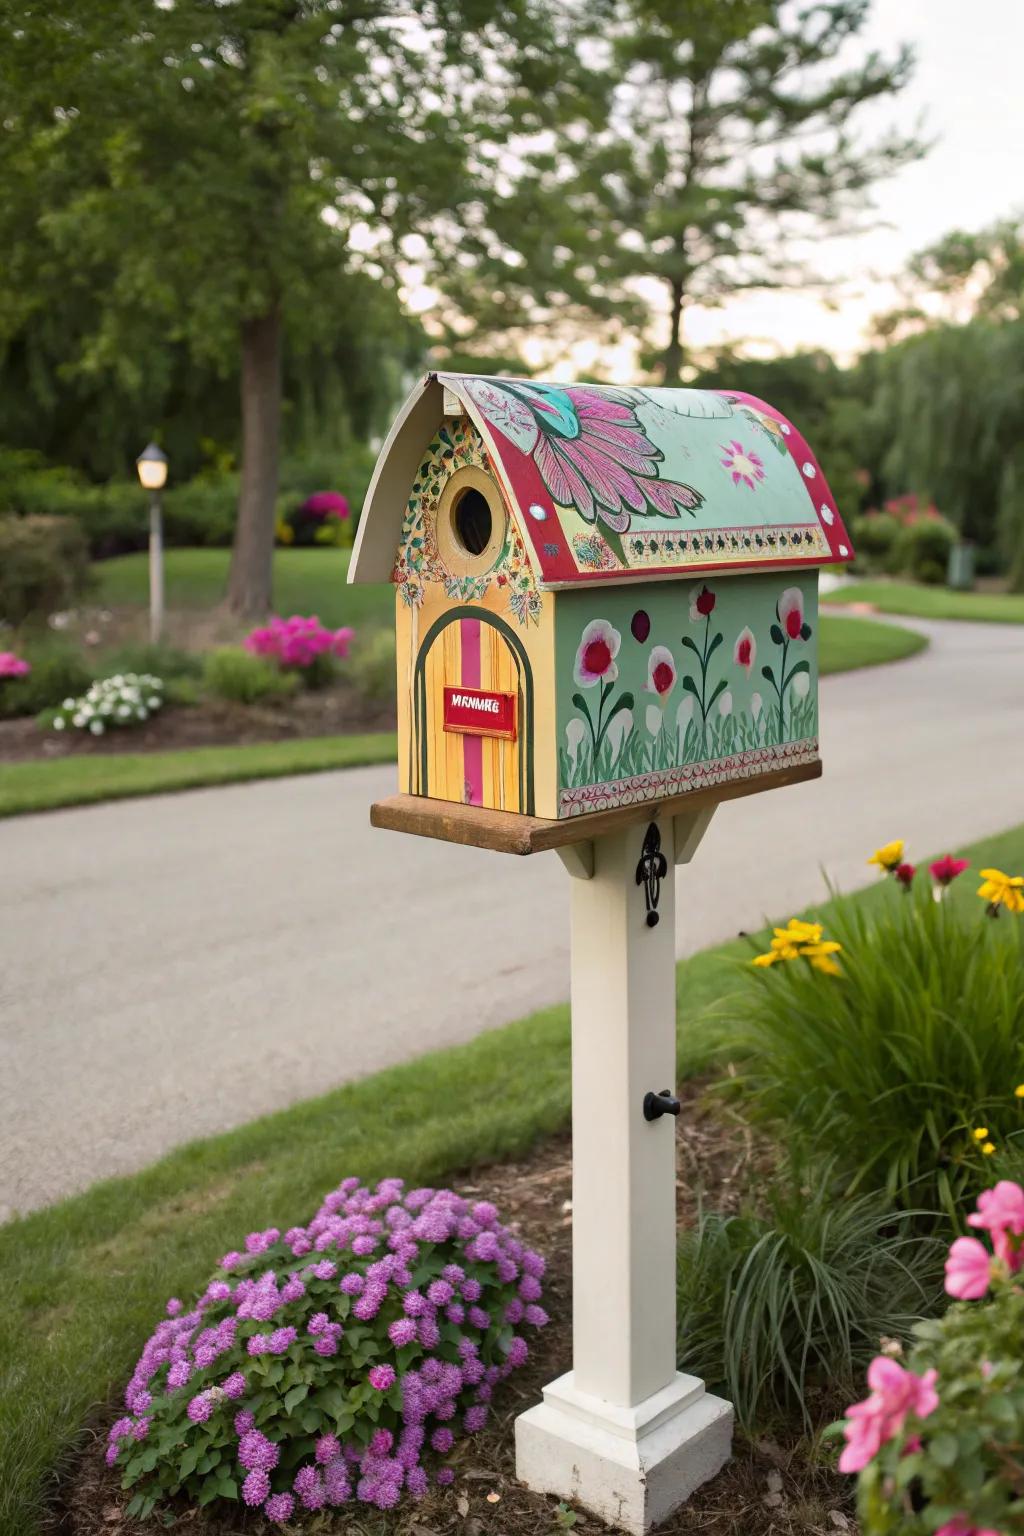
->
[[228, 308, 283, 618], [660, 277, 686, 387]]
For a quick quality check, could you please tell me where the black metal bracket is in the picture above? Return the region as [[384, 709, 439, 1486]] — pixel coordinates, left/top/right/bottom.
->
[[635, 822, 668, 927], [643, 1089, 681, 1122]]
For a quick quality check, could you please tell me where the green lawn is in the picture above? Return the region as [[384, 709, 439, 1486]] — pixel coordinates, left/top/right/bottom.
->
[[822, 579, 1024, 625], [3, 818, 1022, 1533], [0, 733, 397, 818], [817, 612, 926, 674], [93, 547, 390, 631]]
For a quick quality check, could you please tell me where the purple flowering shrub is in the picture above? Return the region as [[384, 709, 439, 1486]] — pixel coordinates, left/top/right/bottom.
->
[[108, 1178, 547, 1522]]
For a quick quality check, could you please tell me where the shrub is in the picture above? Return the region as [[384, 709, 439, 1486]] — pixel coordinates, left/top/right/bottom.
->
[[851, 512, 901, 570], [202, 648, 298, 705], [52, 673, 164, 735], [106, 1177, 548, 1521], [0, 513, 91, 623], [894, 517, 957, 584], [162, 475, 238, 549], [101, 643, 203, 683], [677, 1179, 944, 1430], [845, 1180, 1024, 1535], [0, 646, 92, 719], [277, 490, 351, 549], [245, 615, 355, 689], [720, 842, 1024, 1221], [347, 629, 396, 705]]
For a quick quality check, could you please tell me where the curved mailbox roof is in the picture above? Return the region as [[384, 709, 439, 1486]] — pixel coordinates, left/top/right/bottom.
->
[[349, 372, 852, 588]]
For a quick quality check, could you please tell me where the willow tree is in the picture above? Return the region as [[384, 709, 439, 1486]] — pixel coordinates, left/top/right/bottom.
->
[[0, 0, 596, 614], [447, 0, 923, 381]]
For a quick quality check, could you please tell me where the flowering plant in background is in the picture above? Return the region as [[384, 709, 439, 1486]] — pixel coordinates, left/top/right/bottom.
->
[[931, 855, 970, 889], [846, 1181, 1024, 1536], [869, 839, 905, 874], [0, 650, 30, 679], [276, 490, 351, 548], [978, 868, 1024, 918], [107, 1178, 547, 1521], [246, 616, 355, 688], [752, 917, 843, 976], [51, 674, 163, 735]]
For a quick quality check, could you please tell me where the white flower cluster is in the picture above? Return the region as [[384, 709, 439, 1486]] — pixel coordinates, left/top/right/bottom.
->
[[52, 673, 164, 736]]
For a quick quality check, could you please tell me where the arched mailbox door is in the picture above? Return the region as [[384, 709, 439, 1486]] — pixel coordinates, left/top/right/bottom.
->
[[412, 607, 535, 814]]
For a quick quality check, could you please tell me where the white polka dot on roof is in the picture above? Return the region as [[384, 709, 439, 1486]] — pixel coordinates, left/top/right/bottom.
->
[[839, 544, 849, 557], [780, 424, 791, 435], [528, 503, 548, 521], [820, 505, 834, 525], [802, 462, 816, 479]]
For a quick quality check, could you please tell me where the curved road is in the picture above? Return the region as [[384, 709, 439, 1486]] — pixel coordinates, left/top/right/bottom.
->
[[2, 616, 1023, 1220]]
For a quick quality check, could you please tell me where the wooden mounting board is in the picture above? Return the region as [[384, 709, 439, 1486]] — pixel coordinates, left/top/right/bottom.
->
[[370, 760, 822, 856]]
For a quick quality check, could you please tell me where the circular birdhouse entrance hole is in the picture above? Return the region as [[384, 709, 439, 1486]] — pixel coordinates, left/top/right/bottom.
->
[[453, 488, 492, 556], [437, 467, 507, 576]]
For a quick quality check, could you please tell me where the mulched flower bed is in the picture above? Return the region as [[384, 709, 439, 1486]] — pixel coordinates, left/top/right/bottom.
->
[[52, 1086, 855, 1536], [0, 680, 396, 764]]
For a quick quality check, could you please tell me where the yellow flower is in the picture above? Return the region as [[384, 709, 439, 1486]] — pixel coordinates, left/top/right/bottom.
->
[[751, 919, 842, 975], [982, 1142, 996, 1156], [977, 868, 1024, 915], [868, 840, 904, 872], [1015, 1085, 1024, 1099], [973, 1127, 989, 1141]]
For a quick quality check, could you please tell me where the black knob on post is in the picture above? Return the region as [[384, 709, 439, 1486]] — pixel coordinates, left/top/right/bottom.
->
[[643, 1089, 681, 1122]]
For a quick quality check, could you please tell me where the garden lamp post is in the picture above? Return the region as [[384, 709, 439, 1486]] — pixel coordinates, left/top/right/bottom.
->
[[136, 443, 168, 645]]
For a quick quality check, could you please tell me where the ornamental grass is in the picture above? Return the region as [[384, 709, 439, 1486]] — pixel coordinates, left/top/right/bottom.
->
[[720, 846, 1024, 1222]]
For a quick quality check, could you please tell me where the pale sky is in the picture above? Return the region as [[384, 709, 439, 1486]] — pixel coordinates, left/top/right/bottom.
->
[[672, 0, 1024, 365]]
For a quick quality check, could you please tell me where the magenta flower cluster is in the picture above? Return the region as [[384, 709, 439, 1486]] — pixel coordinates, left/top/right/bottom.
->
[[0, 651, 30, 679], [107, 1178, 547, 1519], [245, 614, 355, 670], [841, 1180, 1024, 1536]]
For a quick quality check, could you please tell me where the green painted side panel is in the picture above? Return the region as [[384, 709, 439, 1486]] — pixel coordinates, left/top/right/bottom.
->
[[554, 573, 819, 817]]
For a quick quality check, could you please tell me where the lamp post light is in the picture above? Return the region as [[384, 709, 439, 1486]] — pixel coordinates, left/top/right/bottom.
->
[[136, 443, 168, 645]]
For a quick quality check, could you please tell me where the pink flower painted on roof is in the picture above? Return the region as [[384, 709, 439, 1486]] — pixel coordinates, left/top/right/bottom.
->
[[464, 378, 704, 535], [573, 619, 620, 688], [945, 1236, 992, 1299], [720, 440, 765, 490], [839, 1356, 939, 1474]]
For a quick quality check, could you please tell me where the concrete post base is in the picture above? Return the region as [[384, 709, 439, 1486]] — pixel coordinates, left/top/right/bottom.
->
[[516, 1370, 733, 1534]]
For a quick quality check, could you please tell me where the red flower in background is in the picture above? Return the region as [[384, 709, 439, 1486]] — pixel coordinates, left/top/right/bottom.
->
[[930, 855, 969, 887], [895, 862, 916, 890]]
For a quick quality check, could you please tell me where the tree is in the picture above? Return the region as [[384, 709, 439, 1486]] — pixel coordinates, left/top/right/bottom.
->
[[445, 0, 923, 381], [0, 0, 595, 614]]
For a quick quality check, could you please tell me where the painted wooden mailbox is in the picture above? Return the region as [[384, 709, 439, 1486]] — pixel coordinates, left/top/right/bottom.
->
[[350, 373, 852, 1534]]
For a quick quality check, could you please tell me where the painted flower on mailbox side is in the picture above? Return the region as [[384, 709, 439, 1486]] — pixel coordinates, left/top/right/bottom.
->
[[570, 619, 633, 782], [690, 584, 717, 621], [762, 585, 813, 739], [734, 626, 756, 675], [644, 645, 677, 699], [463, 379, 705, 535], [573, 619, 621, 687]]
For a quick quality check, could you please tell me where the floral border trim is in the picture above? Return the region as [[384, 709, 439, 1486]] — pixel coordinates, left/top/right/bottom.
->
[[556, 736, 820, 818], [565, 518, 829, 575]]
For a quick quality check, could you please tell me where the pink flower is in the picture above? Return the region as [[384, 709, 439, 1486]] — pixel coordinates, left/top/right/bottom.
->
[[777, 588, 806, 641], [968, 1181, 1024, 1269], [720, 439, 766, 490], [935, 1519, 1004, 1536], [573, 619, 621, 687], [466, 378, 704, 535], [895, 862, 916, 889], [931, 855, 969, 886], [301, 491, 350, 521], [734, 627, 756, 674], [839, 1357, 939, 1474], [945, 1236, 992, 1299], [644, 645, 676, 698], [690, 584, 716, 621], [0, 651, 30, 679]]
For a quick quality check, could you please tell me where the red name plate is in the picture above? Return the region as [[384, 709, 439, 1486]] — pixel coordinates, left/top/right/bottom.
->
[[443, 686, 517, 740]]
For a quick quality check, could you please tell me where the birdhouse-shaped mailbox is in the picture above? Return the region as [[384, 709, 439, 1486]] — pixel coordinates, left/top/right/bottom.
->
[[350, 374, 852, 824]]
